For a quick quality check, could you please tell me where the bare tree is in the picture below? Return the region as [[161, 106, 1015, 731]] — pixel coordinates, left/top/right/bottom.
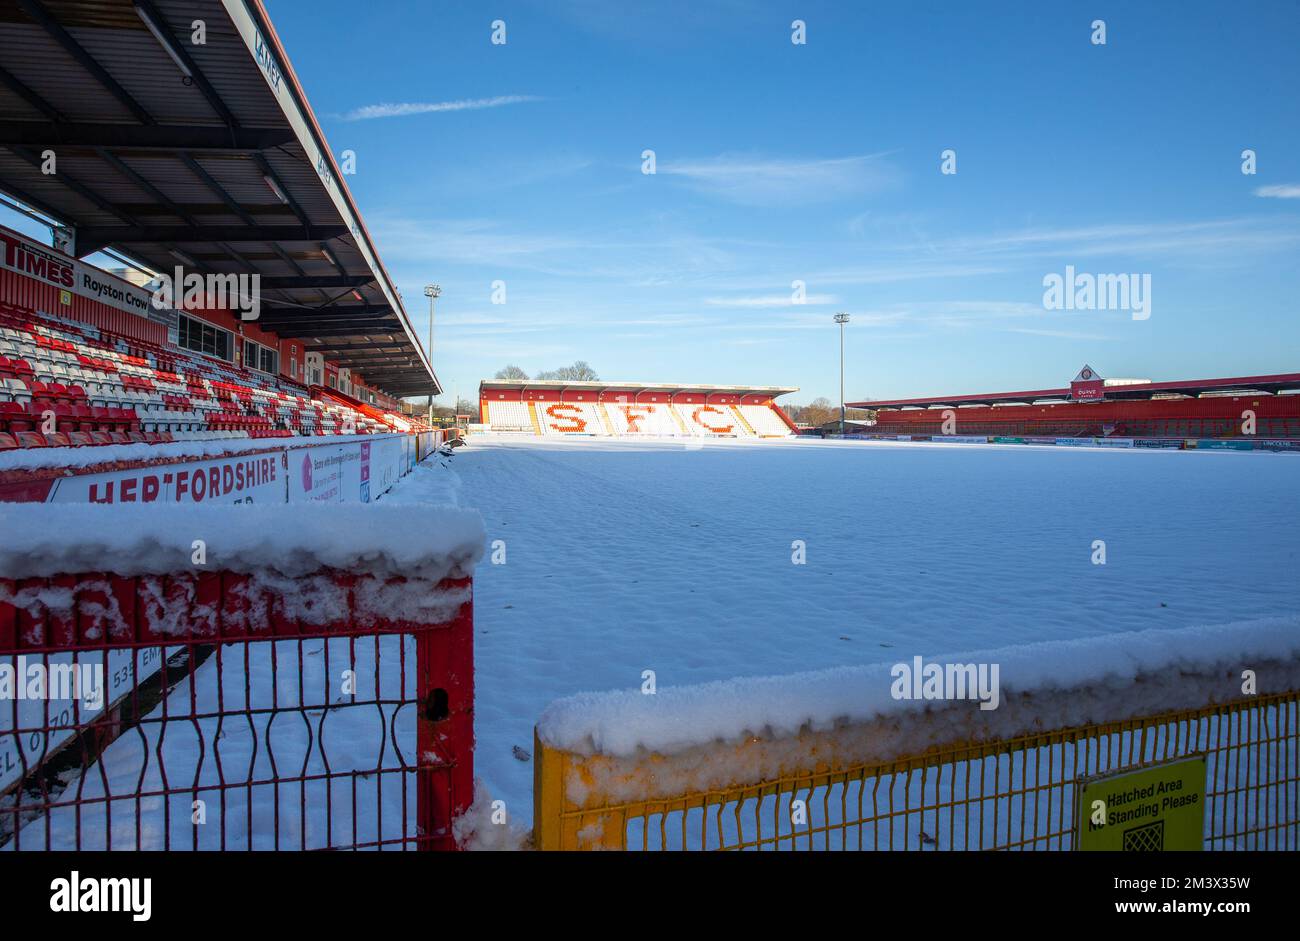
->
[[536, 361, 598, 382], [561, 360, 599, 381], [781, 397, 873, 427], [494, 365, 529, 380]]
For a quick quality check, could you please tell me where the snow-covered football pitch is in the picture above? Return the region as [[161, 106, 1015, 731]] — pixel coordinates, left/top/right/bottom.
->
[[460, 435, 1299, 821], [9, 434, 1296, 848]]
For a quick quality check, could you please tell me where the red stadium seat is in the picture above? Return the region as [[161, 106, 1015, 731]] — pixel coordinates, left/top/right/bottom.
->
[[0, 303, 419, 450]]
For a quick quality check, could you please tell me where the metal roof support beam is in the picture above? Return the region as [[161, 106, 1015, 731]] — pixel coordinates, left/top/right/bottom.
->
[[303, 342, 406, 353], [7, 146, 135, 230], [94, 148, 195, 224], [132, 0, 239, 127], [262, 314, 402, 326], [251, 154, 311, 226], [258, 304, 394, 321], [17, 0, 155, 125], [356, 371, 423, 382], [73, 224, 349, 253], [291, 327, 403, 338], [328, 352, 418, 363], [177, 155, 255, 224], [0, 65, 65, 121], [0, 122, 296, 151], [332, 361, 406, 371], [0, 181, 69, 227], [176, 153, 327, 298], [258, 275, 374, 289], [263, 323, 402, 336]]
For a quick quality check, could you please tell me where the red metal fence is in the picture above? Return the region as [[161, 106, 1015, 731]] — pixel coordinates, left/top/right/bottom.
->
[[0, 569, 473, 850]]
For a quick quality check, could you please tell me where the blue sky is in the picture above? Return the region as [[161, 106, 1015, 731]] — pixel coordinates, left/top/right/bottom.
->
[[13, 1, 1300, 404]]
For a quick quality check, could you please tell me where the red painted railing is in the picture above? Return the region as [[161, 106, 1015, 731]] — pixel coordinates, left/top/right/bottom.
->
[[0, 569, 473, 850]]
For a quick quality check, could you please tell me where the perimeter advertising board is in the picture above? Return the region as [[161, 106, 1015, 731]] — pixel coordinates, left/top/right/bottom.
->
[[289, 434, 407, 503], [0, 223, 179, 341], [47, 451, 285, 504], [1194, 439, 1253, 451], [1135, 438, 1184, 449], [27, 435, 413, 506]]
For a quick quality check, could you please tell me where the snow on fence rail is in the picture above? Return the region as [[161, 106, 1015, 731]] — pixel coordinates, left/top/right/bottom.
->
[[0, 501, 484, 850], [534, 619, 1300, 850]]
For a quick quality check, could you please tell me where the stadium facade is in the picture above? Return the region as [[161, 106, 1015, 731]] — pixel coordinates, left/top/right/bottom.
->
[[478, 379, 799, 437], [849, 365, 1300, 446]]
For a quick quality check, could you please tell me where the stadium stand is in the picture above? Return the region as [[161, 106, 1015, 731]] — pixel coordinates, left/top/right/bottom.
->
[[480, 380, 799, 438], [0, 301, 421, 450], [0, 0, 473, 854], [0, 0, 441, 455], [851, 365, 1300, 443]]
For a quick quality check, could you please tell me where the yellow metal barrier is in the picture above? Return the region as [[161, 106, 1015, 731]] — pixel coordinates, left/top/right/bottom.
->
[[534, 690, 1298, 850]]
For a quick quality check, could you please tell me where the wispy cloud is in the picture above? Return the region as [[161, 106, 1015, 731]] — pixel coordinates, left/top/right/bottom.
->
[[1254, 184, 1300, 199], [374, 214, 752, 280], [937, 218, 1300, 261], [340, 95, 542, 121], [660, 152, 900, 206], [704, 293, 838, 308], [1003, 327, 1113, 340]]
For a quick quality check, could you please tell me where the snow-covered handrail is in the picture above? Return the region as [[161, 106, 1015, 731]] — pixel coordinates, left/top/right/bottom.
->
[[534, 618, 1300, 849], [0, 502, 484, 583]]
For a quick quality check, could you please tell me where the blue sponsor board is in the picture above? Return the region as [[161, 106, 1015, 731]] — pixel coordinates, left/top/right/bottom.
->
[[1023, 436, 1058, 445], [1195, 439, 1253, 451], [932, 435, 991, 443], [1093, 437, 1135, 448], [1055, 437, 1096, 447], [1134, 438, 1184, 449], [1256, 439, 1300, 451]]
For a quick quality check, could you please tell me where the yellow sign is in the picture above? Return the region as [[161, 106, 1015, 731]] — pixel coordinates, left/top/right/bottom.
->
[[1077, 755, 1206, 850], [59, 289, 71, 306]]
